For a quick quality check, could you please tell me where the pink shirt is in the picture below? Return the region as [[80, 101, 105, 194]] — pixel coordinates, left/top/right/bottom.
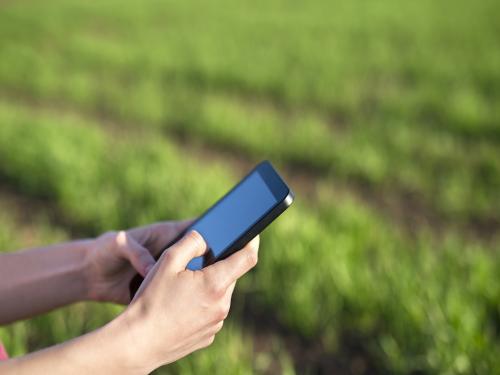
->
[[0, 341, 8, 360]]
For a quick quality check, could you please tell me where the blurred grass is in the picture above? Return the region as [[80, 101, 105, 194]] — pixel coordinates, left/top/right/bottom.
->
[[0, 0, 499, 222], [0, 0, 499, 374]]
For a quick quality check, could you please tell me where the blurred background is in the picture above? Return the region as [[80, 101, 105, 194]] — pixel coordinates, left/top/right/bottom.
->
[[0, 0, 499, 374]]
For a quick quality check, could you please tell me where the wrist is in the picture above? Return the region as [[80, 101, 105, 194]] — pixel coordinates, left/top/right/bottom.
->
[[80, 238, 99, 302], [104, 305, 157, 374]]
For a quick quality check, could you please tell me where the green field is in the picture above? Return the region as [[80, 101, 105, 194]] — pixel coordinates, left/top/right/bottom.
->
[[0, 0, 499, 374]]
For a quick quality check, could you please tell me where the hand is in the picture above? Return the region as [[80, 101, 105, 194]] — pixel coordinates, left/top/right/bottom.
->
[[121, 231, 259, 372], [85, 220, 192, 304]]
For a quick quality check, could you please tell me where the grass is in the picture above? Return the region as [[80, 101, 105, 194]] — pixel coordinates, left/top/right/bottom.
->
[[0, 0, 499, 374], [1, 0, 499, 223], [0, 103, 499, 374]]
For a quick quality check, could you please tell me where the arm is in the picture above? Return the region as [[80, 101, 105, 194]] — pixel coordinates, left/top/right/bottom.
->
[[0, 220, 191, 325], [0, 316, 144, 374], [0, 239, 91, 325], [0, 231, 259, 374]]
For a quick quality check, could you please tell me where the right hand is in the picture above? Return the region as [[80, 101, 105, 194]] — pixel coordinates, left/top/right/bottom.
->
[[120, 230, 259, 372]]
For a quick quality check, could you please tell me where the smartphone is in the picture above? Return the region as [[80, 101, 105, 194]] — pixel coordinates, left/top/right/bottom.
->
[[129, 160, 294, 299]]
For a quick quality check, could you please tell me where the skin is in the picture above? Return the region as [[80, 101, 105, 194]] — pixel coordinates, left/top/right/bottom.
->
[[0, 222, 259, 374]]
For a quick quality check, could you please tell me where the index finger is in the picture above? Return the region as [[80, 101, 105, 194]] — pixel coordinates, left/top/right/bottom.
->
[[129, 219, 194, 257], [203, 236, 260, 289]]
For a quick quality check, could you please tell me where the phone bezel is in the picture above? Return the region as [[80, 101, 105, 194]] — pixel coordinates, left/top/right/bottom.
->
[[186, 160, 293, 267], [256, 160, 291, 202]]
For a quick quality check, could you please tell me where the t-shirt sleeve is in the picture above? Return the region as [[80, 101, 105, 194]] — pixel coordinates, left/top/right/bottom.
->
[[0, 341, 8, 360]]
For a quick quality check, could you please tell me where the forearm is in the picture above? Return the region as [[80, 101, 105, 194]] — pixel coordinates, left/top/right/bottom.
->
[[0, 240, 93, 325], [0, 313, 151, 375]]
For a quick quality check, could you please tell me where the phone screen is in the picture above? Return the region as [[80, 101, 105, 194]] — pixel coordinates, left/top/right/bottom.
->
[[187, 171, 278, 270]]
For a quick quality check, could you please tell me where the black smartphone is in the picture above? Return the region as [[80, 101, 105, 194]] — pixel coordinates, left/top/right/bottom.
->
[[129, 160, 294, 299]]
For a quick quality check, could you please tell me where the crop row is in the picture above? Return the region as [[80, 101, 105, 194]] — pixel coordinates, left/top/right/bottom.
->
[[2, 0, 499, 128], [0, 103, 498, 373], [0, 0, 499, 225], [1, 65, 498, 225]]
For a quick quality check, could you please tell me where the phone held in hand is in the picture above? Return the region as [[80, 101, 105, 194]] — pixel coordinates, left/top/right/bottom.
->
[[129, 160, 294, 299]]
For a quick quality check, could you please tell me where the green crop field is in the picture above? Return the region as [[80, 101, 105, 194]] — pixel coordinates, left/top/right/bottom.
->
[[0, 0, 499, 374]]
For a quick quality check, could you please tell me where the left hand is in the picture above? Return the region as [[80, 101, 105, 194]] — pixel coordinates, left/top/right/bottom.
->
[[85, 220, 193, 304]]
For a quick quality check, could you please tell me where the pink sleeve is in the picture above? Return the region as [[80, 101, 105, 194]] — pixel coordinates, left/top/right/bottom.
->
[[0, 341, 8, 360]]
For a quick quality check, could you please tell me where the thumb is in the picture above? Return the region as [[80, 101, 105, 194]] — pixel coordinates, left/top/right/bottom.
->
[[118, 231, 156, 277], [204, 235, 259, 289], [162, 230, 207, 272]]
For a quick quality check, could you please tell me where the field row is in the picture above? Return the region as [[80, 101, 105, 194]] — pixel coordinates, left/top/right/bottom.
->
[[2, 0, 499, 126], [1, 0, 499, 225], [1, 84, 498, 229], [0, 102, 498, 374]]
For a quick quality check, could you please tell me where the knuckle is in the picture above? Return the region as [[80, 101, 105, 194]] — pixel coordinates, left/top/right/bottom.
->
[[205, 272, 225, 298], [199, 336, 214, 350], [245, 249, 258, 268], [215, 320, 224, 332], [214, 320, 224, 333], [97, 231, 116, 248], [101, 230, 116, 242], [185, 230, 204, 248], [115, 230, 128, 247], [214, 304, 229, 321], [250, 236, 260, 251], [207, 279, 225, 299], [206, 335, 216, 346]]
